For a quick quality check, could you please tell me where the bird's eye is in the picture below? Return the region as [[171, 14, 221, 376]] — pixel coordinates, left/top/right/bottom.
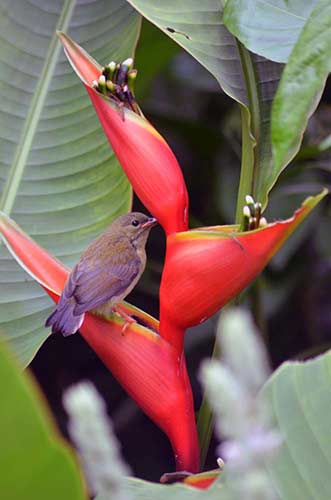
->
[[131, 219, 139, 227]]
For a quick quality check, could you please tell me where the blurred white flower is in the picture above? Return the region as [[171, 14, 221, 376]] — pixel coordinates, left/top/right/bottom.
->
[[200, 308, 281, 500], [63, 381, 131, 500]]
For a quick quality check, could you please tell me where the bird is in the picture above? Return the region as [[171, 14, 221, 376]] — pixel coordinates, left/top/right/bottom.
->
[[45, 212, 157, 336]]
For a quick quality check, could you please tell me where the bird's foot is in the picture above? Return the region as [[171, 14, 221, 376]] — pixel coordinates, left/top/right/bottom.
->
[[113, 304, 137, 333]]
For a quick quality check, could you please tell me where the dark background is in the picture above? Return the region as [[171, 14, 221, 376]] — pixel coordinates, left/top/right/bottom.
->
[[30, 20, 331, 481]]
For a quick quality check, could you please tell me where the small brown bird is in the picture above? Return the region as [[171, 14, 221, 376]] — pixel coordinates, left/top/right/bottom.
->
[[45, 212, 157, 336]]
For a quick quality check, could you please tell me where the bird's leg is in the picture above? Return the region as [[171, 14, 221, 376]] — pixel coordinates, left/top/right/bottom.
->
[[113, 304, 137, 333]]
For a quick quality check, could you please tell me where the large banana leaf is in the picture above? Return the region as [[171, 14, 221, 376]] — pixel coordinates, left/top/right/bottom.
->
[[264, 351, 331, 499], [272, 0, 331, 172], [0, 0, 140, 365], [111, 477, 223, 499], [223, 0, 318, 63], [0, 340, 85, 499], [128, 0, 248, 106], [126, 0, 283, 216]]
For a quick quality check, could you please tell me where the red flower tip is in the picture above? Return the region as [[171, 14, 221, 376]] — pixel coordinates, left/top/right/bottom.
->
[[183, 469, 220, 489], [57, 32, 189, 235], [57, 32, 101, 85]]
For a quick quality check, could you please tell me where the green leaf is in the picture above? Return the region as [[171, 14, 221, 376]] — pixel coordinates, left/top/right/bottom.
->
[[223, 0, 318, 63], [235, 52, 283, 218], [272, 0, 331, 174], [126, 0, 283, 215], [263, 350, 331, 499], [0, 0, 140, 365], [127, 0, 249, 106], [0, 340, 85, 499], [97, 476, 224, 500]]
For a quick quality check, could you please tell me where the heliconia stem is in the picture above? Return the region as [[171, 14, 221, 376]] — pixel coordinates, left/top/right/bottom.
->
[[176, 354, 200, 472], [159, 312, 186, 357]]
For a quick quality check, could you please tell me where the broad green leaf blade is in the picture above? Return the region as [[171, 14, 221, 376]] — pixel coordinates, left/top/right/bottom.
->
[[0, 340, 85, 500], [263, 351, 331, 499], [223, 0, 318, 63], [271, 0, 331, 174], [126, 0, 283, 213], [98, 476, 224, 500], [126, 0, 249, 106], [0, 1, 140, 365]]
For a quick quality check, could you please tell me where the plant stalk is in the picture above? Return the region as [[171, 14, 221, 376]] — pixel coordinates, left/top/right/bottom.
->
[[197, 338, 219, 469], [197, 41, 260, 469]]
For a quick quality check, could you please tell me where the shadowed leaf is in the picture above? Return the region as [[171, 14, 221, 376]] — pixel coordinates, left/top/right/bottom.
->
[[0, 340, 85, 500], [223, 0, 318, 63], [264, 351, 331, 499], [272, 0, 331, 174]]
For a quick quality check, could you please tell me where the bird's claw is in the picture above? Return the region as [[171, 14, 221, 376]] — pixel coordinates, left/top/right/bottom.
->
[[113, 304, 137, 334]]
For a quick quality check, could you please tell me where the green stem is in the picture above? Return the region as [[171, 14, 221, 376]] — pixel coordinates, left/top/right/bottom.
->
[[235, 41, 260, 222], [251, 278, 267, 342], [197, 339, 219, 469], [197, 41, 260, 470], [235, 106, 255, 223]]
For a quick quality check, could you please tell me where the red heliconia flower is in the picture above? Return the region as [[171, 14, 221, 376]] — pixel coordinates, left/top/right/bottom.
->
[[0, 213, 199, 473], [58, 33, 188, 236], [159, 192, 326, 352]]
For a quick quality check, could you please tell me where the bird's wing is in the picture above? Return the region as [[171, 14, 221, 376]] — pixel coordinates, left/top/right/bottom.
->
[[64, 242, 141, 316]]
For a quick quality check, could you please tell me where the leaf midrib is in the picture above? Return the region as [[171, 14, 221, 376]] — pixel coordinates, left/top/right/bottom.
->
[[0, 0, 76, 215]]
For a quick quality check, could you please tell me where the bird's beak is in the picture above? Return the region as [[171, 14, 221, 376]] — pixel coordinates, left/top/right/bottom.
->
[[141, 217, 158, 229]]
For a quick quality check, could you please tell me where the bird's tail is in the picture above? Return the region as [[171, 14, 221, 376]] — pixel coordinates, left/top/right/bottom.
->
[[45, 299, 84, 337]]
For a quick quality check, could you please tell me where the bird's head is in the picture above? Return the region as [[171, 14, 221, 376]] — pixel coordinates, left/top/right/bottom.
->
[[112, 212, 157, 244]]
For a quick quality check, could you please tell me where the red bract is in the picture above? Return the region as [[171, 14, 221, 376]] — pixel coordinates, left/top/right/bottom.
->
[[161, 469, 220, 489], [0, 213, 199, 473], [58, 33, 188, 236], [159, 192, 326, 351], [183, 470, 220, 489]]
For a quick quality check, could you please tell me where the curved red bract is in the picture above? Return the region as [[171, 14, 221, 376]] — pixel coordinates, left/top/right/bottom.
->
[[183, 471, 219, 489], [59, 33, 189, 236], [159, 193, 326, 351]]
